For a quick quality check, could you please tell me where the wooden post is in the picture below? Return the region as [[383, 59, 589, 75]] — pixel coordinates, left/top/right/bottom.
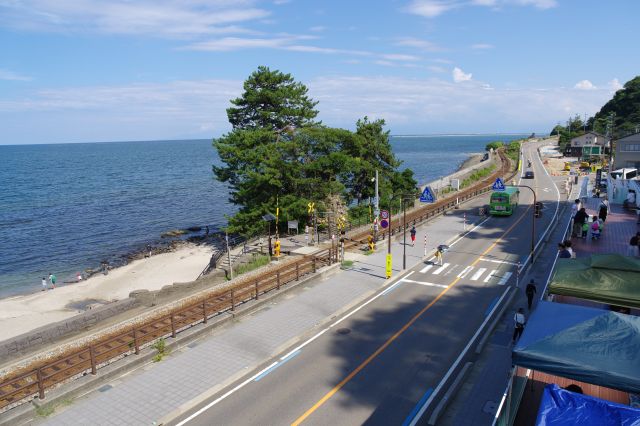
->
[[255, 280, 259, 300], [202, 301, 208, 324], [133, 329, 140, 354], [170, 313, 176, 338], [36, 368, 45, 400], [89, 346, 97, 375], [312, 257, 316, 273], [276, 271, 280, 290], [296, 262, 299, 280], [231, 289, 235, 311]]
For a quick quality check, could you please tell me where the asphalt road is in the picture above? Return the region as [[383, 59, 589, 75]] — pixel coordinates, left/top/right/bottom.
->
[[170, 140, 560, 426]]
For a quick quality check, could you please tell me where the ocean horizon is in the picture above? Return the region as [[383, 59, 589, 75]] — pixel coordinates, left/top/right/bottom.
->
[[0, 134, 527, 299]]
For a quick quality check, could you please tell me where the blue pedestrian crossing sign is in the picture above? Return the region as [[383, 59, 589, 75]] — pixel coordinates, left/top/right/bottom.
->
[[492, 178, 506, 191], [420, 186, 435, 203]]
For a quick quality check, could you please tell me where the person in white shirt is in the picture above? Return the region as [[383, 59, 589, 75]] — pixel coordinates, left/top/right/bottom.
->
[[512, 308, 526, 343]]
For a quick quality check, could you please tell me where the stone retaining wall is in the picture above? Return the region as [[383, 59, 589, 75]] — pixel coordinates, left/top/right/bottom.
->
[[0, 298, 140, 365], [421, 152, 498, 193]]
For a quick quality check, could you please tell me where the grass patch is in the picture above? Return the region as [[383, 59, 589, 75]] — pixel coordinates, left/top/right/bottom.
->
[[341, 260, 354, 269], [152, 338, 169, 362], [460, 165, 496, 189], [235, 254, 271, 276], [35, 398, 73, 417], [364, 249, 374, 256]]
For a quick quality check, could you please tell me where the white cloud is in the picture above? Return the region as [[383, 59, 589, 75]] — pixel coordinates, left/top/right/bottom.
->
[[471, 0, 498, 5], [0, 1, 269, 38], [471, 43, 494, 49], [609, 78, 623, 91], [0, 69, 32, 81], [574, 80, 596, 90], [428, 66, 446, 73], [380, 53, 421, 61], [395, 37, 441, 52], [405, 0, 457, 18], [309, 26, 326, 32], [453, 67, 472, 82], [0, 75, 619, 142], [513, 0, 557, 9]]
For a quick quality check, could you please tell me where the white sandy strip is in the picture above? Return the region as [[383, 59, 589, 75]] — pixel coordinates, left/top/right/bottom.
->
[[0, 244, 213, 342]]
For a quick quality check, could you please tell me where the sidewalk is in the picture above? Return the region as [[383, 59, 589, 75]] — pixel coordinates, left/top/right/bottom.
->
[[32, 200, 478, 425]]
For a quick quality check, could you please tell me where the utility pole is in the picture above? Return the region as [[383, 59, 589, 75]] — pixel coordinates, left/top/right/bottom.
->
[[225, 231, 233, 279]]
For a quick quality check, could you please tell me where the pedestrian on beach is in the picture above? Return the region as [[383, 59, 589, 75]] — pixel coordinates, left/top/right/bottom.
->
[[598, 199, 609, 222], [525, 280, 537, 310], [48, 273, 56, 289], [573, 207, 588, 238], [410, 226, 417, 247], [629, 232, 640, 257], [512, 308, 526, 343], [76, 272, 83, 282], [41, 277, 47, 291]]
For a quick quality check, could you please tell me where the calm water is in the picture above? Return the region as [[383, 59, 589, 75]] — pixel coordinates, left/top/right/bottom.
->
[[0, 134, 525, 298]]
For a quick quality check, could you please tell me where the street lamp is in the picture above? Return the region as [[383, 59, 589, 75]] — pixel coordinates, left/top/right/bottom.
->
[[513, 185, 536, 263], [401, 195, 415, 270]]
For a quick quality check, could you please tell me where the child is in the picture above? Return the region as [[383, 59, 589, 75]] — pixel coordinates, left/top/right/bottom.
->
[[582, 221, 589, 240], [591, 215, 601, 240]]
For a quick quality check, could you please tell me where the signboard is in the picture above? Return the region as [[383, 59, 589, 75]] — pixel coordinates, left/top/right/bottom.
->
[[492, 178, 506, 191], [595, 168, 602, 188], [385, 254, 392, 279], [380, 210, 389, 220], [380, 219, 389, 229], [419, 186, 435, 203], [450, 179, 460, 191]]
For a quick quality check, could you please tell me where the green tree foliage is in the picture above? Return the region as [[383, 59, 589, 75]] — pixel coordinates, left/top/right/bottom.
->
[[485, 141, 503, 151], [226, 66, 320, 131], [214, 68, 416, 236], [589, 76, 640, 137]]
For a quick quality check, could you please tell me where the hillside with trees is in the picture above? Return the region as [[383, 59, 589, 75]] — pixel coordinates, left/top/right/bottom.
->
[[551, 75, 640, 149]]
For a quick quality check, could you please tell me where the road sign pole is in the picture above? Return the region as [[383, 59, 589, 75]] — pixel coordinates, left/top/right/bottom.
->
[[424, 235, 427, 257]]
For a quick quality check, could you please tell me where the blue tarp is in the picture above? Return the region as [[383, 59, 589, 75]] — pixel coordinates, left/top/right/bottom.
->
[[513, 301, 640, 394], [536, 384, 640, 426]]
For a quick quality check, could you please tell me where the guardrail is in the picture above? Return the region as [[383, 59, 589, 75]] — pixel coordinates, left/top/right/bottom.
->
[[0, 150, 515, 412], [0, 249, 336, 411]]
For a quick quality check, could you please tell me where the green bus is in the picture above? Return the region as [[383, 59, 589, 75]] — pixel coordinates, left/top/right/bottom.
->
[[489, 187, 519, 216]]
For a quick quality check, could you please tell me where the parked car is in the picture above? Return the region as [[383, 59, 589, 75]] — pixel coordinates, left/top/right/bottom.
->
[[524, 171, 535, 179]]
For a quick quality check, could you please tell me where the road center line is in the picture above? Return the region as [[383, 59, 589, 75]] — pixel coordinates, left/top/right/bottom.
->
[[291, 203, 530, 426]]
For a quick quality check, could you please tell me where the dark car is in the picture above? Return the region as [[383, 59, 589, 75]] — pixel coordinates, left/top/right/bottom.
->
[[524, 171, 535, 179]]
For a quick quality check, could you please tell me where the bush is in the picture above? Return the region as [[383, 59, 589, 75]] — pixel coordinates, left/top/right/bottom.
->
[[486, 141, 503, 151], [505, 140, 521, 162], [461, 165, 496, 189], [235, 254, 271, 275], [152, 338, 169, 362]]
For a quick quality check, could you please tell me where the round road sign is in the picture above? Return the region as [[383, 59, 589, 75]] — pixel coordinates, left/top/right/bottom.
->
[[380, 219, 389, 229], [380, 210, 389, 220]]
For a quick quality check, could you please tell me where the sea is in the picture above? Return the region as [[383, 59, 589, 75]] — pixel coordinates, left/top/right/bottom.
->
[[0, 134, 526, 298]]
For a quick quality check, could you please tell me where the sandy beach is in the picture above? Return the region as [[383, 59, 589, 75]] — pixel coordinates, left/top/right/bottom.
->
[[0, 244, 212, 342]]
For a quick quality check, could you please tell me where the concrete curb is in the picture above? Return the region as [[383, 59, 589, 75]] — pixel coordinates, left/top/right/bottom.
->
[[0, 263, 341, 426], [428, 362, 474, 426]]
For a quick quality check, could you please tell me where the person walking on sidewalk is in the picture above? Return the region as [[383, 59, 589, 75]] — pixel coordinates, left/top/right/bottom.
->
[[573, 207, 588, 238], [512, 308, 526, 343], [410, 226, 416, 247], [525, 280, 537, 310], [629, 232, 640, 257], [570, 199, 580, 237], [598, 198, 609, 223]]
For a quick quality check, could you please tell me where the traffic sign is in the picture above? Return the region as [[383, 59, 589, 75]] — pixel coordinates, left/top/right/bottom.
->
[[380, 219, 389, 229], [419, 186, 435, 203], [492, 178, 506, 191], [380, 210, 389, 220]]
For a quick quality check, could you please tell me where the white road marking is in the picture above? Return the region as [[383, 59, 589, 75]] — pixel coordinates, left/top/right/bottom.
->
[[479, 257, 519, 266], [484, 269, 498, 283], [471, 268, 487, 281], [497, 271, 513, 286], [432, 263, 450, 275], [400, 279, 448, 289], [457, 266, 473, 279], [419, 264, 434, 274]]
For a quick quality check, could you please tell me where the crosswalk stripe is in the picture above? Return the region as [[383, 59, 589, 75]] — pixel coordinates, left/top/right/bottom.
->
[[479, 257, 519, 266], [400, 279, 448, 289], [457, 266, 473, 278], [471, 268, 486, 281], [498, 271, 513, 286], [432, 263, 450, 275], [484, 269, 498, 283], [420, 264, 434, 274]]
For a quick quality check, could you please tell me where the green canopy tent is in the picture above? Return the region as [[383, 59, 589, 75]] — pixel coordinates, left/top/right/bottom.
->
[[548, 254, 640, 309]]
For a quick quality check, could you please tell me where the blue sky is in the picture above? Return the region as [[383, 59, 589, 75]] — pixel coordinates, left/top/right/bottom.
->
[[1, 0, 638, 145]]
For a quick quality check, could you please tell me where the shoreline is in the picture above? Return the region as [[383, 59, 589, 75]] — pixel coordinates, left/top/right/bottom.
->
[[0, 243, 213, 342], [457, 152, 485, 171]]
